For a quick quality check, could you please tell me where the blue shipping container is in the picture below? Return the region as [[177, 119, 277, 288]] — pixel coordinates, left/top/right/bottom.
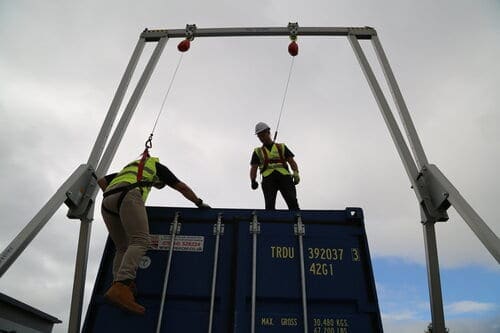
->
[[83, 207, 383, 333]]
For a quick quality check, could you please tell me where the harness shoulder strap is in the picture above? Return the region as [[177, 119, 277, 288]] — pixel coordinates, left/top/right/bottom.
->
[[257, 146, 270, 174], [137, 149, 150, 182], [276, 143, 286, 163], [261, 146, 270, 164]]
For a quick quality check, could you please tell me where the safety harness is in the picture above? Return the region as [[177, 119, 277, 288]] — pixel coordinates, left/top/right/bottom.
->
[[257, 143, 289, 174], [102, 150, 158, 215]]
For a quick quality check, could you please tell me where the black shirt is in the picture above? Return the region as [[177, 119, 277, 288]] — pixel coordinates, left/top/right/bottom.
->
[[250, 143, 294, 165], [105, 162, 180, 186]]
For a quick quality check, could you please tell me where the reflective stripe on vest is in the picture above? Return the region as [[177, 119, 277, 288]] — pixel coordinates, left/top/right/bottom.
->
[[254, 143, 290, 177], [107, 157, 160, 201]]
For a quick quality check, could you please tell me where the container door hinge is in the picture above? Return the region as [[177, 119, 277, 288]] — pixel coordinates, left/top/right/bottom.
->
[[250, 212, 261, 234], [169, 212, 181, 234], [213, 213, 225, 236], [294, 214, 306, 236]]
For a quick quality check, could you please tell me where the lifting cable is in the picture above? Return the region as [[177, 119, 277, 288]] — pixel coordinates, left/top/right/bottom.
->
[[137, 25, 196, 181], [273, 22, 299, 142], [147, 52, 185, 146]]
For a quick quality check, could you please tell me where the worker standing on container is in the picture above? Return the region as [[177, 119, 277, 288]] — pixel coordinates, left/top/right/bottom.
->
[[250, 122, 300, 210], [97, 154, 210, 315]]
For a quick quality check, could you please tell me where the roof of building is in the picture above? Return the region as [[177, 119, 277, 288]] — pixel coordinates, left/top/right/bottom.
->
[[0, 292, 62, 324]]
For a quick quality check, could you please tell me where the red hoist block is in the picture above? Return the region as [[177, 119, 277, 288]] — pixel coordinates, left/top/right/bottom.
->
[[177, 39, 191, 52], [288, 41, 298, 56]]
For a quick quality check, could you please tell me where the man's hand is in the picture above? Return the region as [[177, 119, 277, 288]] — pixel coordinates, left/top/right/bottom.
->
[[196, 198, 211, 209], [292, 171, 300, 185], [251, 179, 259, 190]]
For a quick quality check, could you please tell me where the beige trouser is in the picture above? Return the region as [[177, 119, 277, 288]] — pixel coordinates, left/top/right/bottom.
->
[[101, 183, 150, 282]]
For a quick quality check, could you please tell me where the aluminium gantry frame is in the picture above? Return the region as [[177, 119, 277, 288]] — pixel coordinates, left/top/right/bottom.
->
[[0, 24, 499, 333]]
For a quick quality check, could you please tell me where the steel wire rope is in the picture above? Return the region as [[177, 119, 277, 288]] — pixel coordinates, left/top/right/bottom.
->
[[147, 52, 185, 145], [273, 56, 295, 141]]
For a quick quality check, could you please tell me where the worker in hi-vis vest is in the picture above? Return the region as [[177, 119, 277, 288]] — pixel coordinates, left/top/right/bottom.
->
[[250, 122, 300, 210], [97, 154, 210, 315]]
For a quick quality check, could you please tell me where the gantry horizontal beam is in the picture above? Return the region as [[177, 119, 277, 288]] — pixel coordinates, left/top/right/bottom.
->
[[140, 26, 376, 41]]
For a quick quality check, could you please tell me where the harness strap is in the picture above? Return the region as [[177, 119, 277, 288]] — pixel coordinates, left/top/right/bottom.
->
[[137, 148, 150, 182], [117, 190, 129, 212], [261, 146, 270, 171], [276, 143, 286, 165], [103, 181, 156, 213], [103, 181, 156, 199], [260, 144, 287, 174]]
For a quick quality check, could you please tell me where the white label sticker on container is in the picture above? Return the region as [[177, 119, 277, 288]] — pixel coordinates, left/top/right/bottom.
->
[[149, 235, 204, 252], [139, 256, 151, 269]]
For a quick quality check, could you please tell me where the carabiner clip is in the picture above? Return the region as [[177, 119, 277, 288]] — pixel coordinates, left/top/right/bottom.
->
[[145, 133, 153, 149]]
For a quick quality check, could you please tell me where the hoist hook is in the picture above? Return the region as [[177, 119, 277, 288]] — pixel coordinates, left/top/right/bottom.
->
[[287, 22, 299, 38], [185, 24, 197, 41], [178, 24, 197, 52], [287, 22, 299, 56]]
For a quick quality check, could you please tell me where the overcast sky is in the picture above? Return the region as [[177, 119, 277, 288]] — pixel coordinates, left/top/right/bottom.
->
[[1, 1, 499, 332]]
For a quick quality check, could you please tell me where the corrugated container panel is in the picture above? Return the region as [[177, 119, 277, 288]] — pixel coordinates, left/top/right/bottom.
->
[[83, 207, 383, 333]]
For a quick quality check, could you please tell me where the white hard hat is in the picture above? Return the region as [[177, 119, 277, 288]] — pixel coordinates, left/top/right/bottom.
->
[[255, 122, 270, 134]]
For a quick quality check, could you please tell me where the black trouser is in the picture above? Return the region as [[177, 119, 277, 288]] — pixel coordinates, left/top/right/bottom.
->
[[261, 171, 299, 210]]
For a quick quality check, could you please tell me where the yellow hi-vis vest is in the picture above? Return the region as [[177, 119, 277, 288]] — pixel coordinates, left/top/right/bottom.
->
[[254, 143, 290, 177], [107, 157, 160, 202]]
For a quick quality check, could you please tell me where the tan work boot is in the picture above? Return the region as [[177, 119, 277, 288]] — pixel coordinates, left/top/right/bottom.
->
[[104, 282, 145, 315]]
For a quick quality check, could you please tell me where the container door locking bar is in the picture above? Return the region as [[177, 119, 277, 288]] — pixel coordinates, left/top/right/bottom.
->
[[156, 212, 181, 333], [208, 213, 224, 333], [250, 211, 261, 333], [295, 214, 309, 333]]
